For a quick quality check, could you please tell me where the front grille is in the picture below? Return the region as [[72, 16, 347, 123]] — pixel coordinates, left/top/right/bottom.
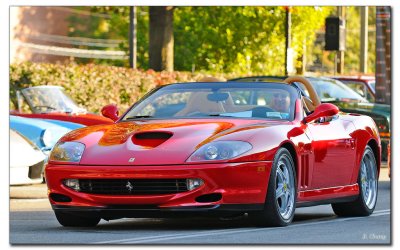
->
[[76, 179, 188, 195]]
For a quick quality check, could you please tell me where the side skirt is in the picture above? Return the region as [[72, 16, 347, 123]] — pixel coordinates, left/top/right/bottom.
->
[[296, 183, 359, 208], [296, 195, 358, 208]]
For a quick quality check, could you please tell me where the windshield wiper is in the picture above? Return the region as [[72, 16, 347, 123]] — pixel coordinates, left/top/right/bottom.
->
[[207, 114, 233, 117], [125, 115, 154, 120]]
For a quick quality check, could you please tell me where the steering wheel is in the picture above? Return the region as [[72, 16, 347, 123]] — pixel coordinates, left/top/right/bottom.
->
[[283, 76, 321, 112], [251, 106, 275, 118]]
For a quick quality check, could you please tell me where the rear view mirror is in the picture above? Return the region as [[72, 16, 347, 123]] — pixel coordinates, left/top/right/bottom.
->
[[207, 92, 229, 102]]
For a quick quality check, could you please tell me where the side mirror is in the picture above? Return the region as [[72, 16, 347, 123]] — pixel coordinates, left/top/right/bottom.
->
[[303, 103, 339, 124], [101, 104, 119, 122]]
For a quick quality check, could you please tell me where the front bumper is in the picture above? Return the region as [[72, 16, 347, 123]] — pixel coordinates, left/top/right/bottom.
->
[[45, 161, 272, 218]]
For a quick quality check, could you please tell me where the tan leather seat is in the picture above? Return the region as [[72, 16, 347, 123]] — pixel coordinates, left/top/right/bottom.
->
[[175, 92, 226, 116]]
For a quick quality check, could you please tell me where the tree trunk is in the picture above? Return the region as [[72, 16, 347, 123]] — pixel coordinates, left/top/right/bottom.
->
[[149, 6, 174, 72]]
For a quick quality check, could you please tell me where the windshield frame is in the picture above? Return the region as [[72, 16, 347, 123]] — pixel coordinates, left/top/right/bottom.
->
[[120, 82, 301, 122]]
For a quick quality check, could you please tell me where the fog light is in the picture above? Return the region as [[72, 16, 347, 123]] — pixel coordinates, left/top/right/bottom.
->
[[187, 178, 204, 191], [63, 179, 80, 191]]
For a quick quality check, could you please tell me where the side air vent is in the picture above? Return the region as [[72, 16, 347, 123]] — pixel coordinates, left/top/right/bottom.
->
[[132, 131, 173, 147], [300, 154, 310, 188]]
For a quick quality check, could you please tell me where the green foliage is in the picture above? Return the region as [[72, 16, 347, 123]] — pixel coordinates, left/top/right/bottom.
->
[[344, 6, 376, 74], [174, 6, 331, 75], [9, 62, 239, 113], [66, 6, 376, 75], [67, 6, 331, 75]]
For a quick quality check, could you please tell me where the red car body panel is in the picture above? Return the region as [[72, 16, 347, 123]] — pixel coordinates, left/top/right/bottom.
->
[[13, 112, 114, 126], [46, 161, 272, 208], [45, 111, 381, 212]]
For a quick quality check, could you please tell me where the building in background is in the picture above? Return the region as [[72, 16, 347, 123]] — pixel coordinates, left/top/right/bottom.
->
[[10, 6, 73, 63], [10, 6, 126, 64]]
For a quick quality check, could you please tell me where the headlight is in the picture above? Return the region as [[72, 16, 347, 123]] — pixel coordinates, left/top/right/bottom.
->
[[187, 141, 252, 162], [49, 141, 85, 163]]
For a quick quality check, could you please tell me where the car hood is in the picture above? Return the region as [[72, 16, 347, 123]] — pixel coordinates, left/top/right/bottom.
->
[[63, 119, 285, 165]]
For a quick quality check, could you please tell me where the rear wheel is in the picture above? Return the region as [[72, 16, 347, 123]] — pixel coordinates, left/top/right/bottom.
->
[[251, 148, 296, 227], [55, 211, 100, 227], [331, 145, 378, 216]]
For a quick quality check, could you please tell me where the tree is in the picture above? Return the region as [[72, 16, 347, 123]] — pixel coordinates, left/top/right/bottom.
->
[[149, 6, 174, 72]]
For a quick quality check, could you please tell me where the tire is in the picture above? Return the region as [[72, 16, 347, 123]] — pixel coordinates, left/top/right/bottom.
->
[[251, 148, 297, 227], [55, 211, 101, 227], [331, 145, 378, 216]]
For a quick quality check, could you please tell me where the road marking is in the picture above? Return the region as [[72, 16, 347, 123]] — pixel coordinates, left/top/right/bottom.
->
[[94, 209, 390, 244]]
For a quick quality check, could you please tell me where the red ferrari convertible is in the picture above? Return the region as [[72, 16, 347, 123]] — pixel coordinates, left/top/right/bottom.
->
[[45, 76, 380, 227]]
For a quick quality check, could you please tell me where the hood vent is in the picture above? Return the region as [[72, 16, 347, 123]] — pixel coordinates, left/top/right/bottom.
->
[[131, 131, 173, 148]]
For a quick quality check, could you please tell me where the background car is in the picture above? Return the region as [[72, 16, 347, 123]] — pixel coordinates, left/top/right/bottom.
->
[[229, 76, 390, 161], [10, 129, 46, 185], [46, 77, 380, 227], [10, 115, 85, 157], [11, 85, 114, 126], [332, 76, 375, 102]]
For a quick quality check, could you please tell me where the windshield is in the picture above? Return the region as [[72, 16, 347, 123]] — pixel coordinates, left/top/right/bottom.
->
[[308, 78, 369, 103], [369, 81, 376, 91], [21, 86, 87, 114], [122, 82, 299, 121]]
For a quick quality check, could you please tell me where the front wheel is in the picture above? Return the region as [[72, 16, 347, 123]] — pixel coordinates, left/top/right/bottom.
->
[[55, 211, 101, 227], [332, 145, 378, 216], [251, 148, 297, 227]]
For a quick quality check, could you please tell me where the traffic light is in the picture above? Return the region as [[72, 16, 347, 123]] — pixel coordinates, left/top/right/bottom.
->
[[325, 17, 346, 51]]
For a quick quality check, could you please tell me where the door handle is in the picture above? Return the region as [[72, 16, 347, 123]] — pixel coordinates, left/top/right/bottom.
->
[[345, 139, 355, 149]]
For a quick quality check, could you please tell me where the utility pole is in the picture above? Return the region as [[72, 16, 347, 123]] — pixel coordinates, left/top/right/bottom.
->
[[129, 6, 137, 69], [285, 6, 292, 76], [336, 6, 345, 74], [360, 6, 368, 73]]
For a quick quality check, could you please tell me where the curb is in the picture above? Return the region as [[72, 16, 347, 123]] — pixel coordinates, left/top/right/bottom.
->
[[10, 184, 48, 199]]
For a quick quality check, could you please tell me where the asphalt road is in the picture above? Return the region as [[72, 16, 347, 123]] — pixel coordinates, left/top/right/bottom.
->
[[9, 180, 391, 245]]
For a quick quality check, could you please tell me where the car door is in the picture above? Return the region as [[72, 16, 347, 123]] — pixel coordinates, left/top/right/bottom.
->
[[306, 116, 356, 189]]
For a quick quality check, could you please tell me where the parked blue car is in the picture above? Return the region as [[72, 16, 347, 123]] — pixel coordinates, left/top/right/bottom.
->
[[10, 115, 85, 156]]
